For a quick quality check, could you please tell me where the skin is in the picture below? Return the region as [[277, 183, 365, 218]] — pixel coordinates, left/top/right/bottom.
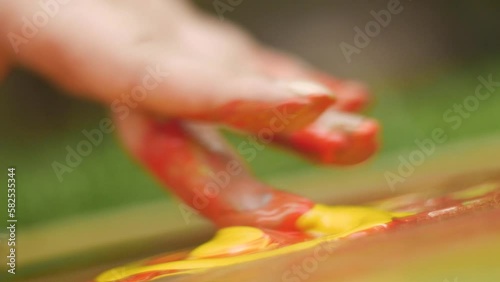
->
[[0, 0, 380, 231]]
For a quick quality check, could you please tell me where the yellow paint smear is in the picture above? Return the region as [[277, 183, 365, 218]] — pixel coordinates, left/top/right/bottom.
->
[[96, 205, 404, 281]]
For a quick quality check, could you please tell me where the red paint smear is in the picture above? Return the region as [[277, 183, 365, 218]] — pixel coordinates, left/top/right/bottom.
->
[[138, 119, 314, 231]]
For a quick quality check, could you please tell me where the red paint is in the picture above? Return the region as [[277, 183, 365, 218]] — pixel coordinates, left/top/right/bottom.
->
[[277, 117, 379, 165], [194, 94, 335, 134], [138, 119, 314, 231]]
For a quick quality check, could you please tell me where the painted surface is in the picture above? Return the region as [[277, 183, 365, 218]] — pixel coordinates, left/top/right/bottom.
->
[[95, 182, 500, 281]]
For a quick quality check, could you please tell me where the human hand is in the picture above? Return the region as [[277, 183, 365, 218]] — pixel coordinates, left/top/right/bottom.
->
[[0, 0, 379, 228]]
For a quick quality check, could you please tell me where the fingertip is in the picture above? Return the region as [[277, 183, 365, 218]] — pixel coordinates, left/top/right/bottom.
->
[[197, 77, 336, 134], [312, 72, 372, 112], [333, 80, 372, 112], [277, 111, 380, 165], [278, 79, 335, 100]]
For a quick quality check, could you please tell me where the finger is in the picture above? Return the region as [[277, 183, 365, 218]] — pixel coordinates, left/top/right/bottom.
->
[[312, 72, 372, 113], [276, 110, 380, 165], [252, 49, 378, 164], [113, 110, 262, 216], [255, 48, 372, 112], [114, 111, 313, 230], [190, 78, 336, 134]]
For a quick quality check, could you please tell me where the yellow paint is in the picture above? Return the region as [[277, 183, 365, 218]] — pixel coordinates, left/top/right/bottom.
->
[[96, 205, 404, 282], [296, 204, 396, 237], [189, 226, 273, 259]]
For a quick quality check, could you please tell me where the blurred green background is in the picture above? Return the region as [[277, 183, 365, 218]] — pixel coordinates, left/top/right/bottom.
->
[[0, 0, 500, 281]]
